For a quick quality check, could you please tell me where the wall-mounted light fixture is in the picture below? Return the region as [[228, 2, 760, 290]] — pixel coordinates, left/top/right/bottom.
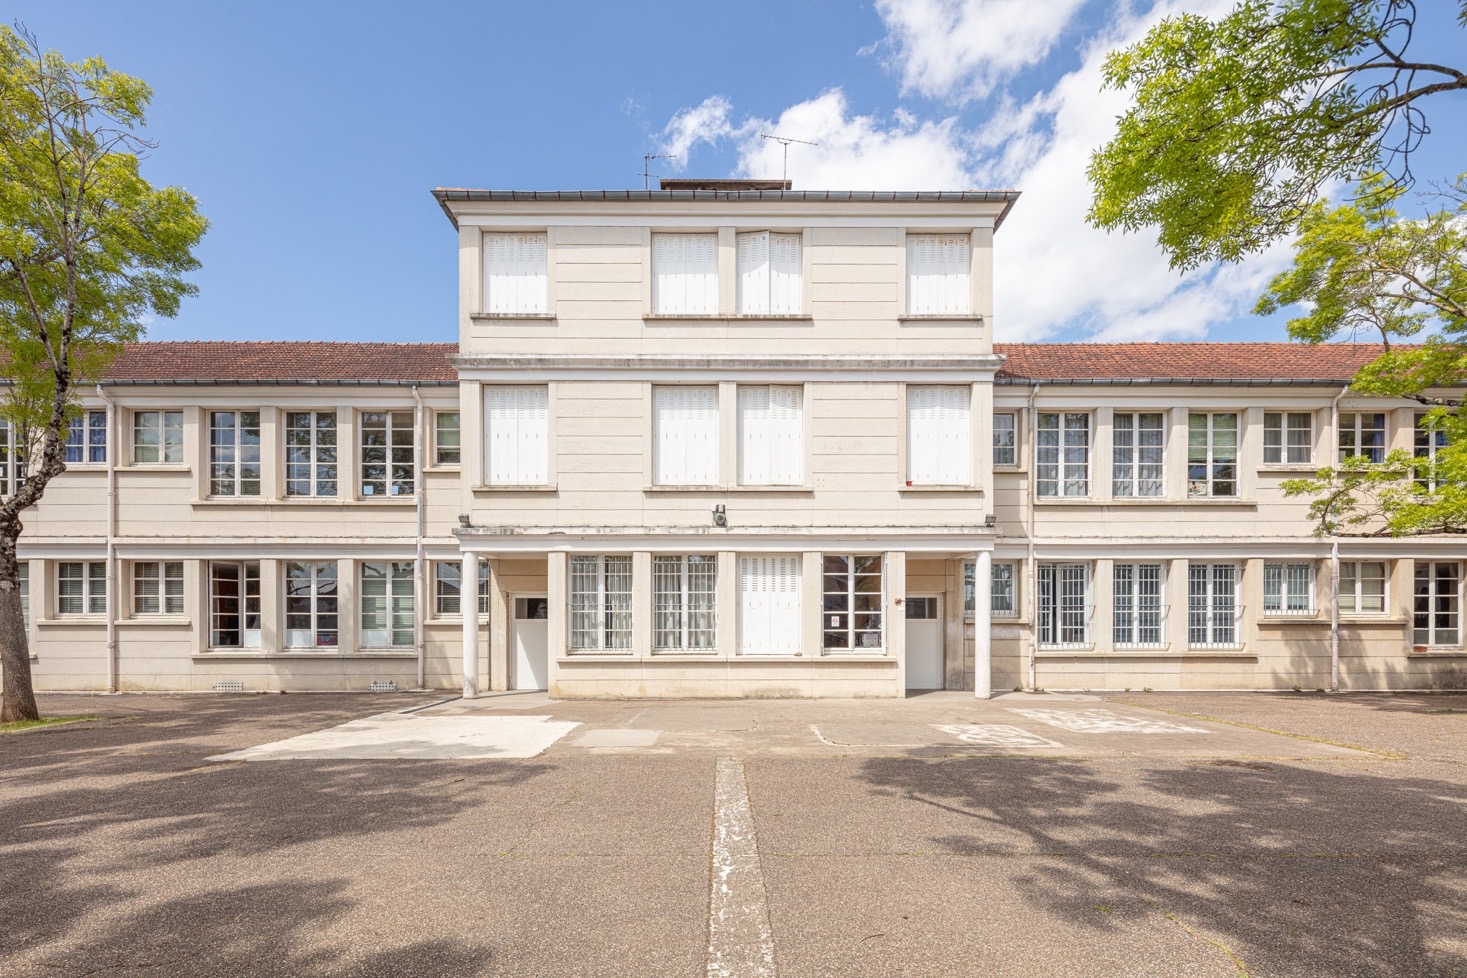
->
[[712, 504, 727, 528], [984, 513, 997, 527], [458, 513, 472, 528]]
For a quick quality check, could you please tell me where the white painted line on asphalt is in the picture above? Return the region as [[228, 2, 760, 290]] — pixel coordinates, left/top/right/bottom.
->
[[933, 723, 1065, 749], [707, 757, 777, 978], [1007, 708, 1210, 734], [207, 713, 580, 761]]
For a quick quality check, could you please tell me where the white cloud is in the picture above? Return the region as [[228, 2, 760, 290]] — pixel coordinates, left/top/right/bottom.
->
[[658, 95, 737, 169]]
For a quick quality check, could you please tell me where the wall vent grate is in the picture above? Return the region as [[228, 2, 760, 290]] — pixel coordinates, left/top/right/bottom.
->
[[369, 681, 399, 693], [213, 681, 246, 693]]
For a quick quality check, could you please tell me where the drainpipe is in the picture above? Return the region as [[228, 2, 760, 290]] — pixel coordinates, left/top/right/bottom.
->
[[96, 384, 118, 694], [1329, 383, 1349, 693], [411, 384, 427, 691], [1027, 381, 1041, 692]]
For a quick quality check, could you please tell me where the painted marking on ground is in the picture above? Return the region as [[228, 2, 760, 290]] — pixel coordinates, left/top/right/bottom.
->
[[932, 724, 1065, 749], [707, 757, 776, 978], [207, 713, 579, 761], [1007, 708, 1210, 735]]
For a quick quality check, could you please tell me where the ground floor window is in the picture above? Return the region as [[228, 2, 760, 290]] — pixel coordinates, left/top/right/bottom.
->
[[285, 561, 338, 648], [361, 561, 414, 647], [1263, 562, 1314, 616], [1113, 562, 1163, 647], [1340, 560, 1387, 614], [1188, 563, 1239, 647], [1037, 562, 1089, 647], [1414, 562, 1460, 646], [57, 561, 106, 616], [822, 554, 883, 650], [738, 554, 800, 654], [133, 561, 184, 615], [210, 561, 261, 648], [433, 559, 489, 616], [569, 555, 632, 651], [965, 560, 1017, 617], [653, 554, 717, 650], [19, 561, 28, 627]]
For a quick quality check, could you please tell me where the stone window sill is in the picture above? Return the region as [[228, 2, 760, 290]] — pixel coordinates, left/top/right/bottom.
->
[[194, 650, 418, 660], [899, 484, 982, 494], [117, 617, 192, 628], [471, 484, 558, 493], [470, 312, 556, 322], [897, 315, 983, 324], [643, 314, 814, 323]]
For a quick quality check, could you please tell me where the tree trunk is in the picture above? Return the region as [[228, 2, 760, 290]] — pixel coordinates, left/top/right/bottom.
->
[[0, 519, 39, 722]]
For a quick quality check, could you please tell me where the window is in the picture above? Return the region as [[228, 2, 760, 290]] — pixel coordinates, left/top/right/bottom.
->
[[1264, 562, 1314, 615], [738, 385, 802, 485], [133, 561, 183, 615], [1340, 560, 1386, 614], [822, 554, 884, 650], [485, 386, 548, 485], [736, 232, 801, 314], [993, 413, 1016, 467], [1188, 413, 1238, 497], [284, 561, 338, 648], [209, 411, 262, 497], [482, 231, 547, 314], [1036, 412, 1090, 497], [209, 561, 261, 648], [434, 412, 461, 466], [66, 410, 107, 463], [361, 562, 414, 647], [19, 561, 28, 628], [906, 234, 970, 314], [285, 411, 337, 497], [738, 555, 801, 655], [1414, 562, 1460, 646], [1113, 563, 1164, 646], [963, 560, 1016, 617], [654, 386, 719, 486], [434, 559, 490, 616], [132, 410, 183, 464], [653, 555, 717, 650], [1188, 563, 1238, 647], [1264, 412, 1313, 465], [57, 561, 106, 616], [0, 420, 21, 497], [569, 555, 633, 651], [1339, 412, 1386, 464], [1112, 413, 1165, 497], [907, 386, 971, 485], [1037, 562, 1089, 647], [652, 233, 717, 315], [360, 410, 414, 497], [1415, 413, 1449, 491]]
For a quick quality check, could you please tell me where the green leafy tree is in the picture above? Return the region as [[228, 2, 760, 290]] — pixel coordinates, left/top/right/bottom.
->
[[0, 26, 207, 722]]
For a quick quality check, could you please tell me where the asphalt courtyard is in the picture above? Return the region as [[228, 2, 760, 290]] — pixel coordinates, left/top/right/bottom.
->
[[3, 690, 1465, 977]]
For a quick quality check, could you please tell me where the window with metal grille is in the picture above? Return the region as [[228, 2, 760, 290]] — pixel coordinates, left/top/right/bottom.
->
[[133, 410, 183, 464], [66, 410, 107, 463], [210, 561, 261, 649], [484, 386, 549, 485], [285, 561, 338, 647], [1113, 563, 1164, 646], [1340, 560, 1387, 614], [653, 555, 717, 651], [57, 561, 106, 616], [906, 234, 970, 314], [210, 411, 262, 497], [1338, 412, 1386, 464], [907, 386, 971, 485], [360, 410, 415, 497], [1414, 413, 1449, 491], [285, 411, 337, 496], [482, 232, 548, 314], [361, 562, 415, 647], [738, 555, 801, 655], [569, 555, 633, 651], [133, 561, 183, 615], [434, 411, 461, 465], [1187, 413, 1238, 497], [737, 232, 801, 314], [1036, 412, 1090, 497], [433, 559, 490, 616], [822, 554, 884, 650], [1413, 562, 1460, 646], [1037, 562, 1089, 647], [993, 413, 1016, 466], [652, 233, 718, 314], [1112, 413, 1165, 497], [1264, 412, 1313, 464], [738, 385, 803, 486], [1264, 562, 1314, 615], [654, 386, 719, 486], [1188, 563, 1239, 647], [967, 560, 1018, 617]]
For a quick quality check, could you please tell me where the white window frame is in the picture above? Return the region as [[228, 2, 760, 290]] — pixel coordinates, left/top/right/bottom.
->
[[993, 412, 1017, 467], [66, 409, 107, 464], [482, 231, 548, 315], [284, 561, 339, 649], [1113, 562, 1165, 647], [57, 561, 106, 617], [433, 559, 490, 617], [19, 561, 29, 629], [0, 420, 22, 497], [485, 385, 549, 486], [1413, 561, 1461, 647], [1414, 412, 1449, 491], [209, 561, 261, 649], [1188, 563, 1240, 648], [1264, 562, 1315, 616], [1037, 562, 1090, 648], [569, 555, 633, 652], [906, 386, 971, 486], [359, 410, 415, 498], [737, 385, 803, 486], [653, 555, 718, 651], [1340, 560, 1387, 615], [1187, 412, 1239, 498], [132, 410, 183, 465], [133, 561, 184, 616], [736, 231, 802, 314], [1112, 412, 1166, 497], [1264, 411, 1314, 465], [738, 554, 801, 655], [967, 560, 1017, 619], [434, 411, 461, 466], [821, 554, 885, 652], [361, 561, 415, 648], [1339, 412, 1387, 464], [653, 385, 720, 486], [209, 410, 262, 497], [905, 234, 971, 315], [1036, 412, 1090, 497], [652, 232, 718, 315], [285, 411, 338, 497]]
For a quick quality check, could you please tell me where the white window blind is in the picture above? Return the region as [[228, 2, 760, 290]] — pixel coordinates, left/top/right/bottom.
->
[[738, 555, 801, 654], [485, 386, 549, 485], [906, 234, 971, 314], [738, 385, 803, 485], [736, 232, 802, 314], [654, 386, 719, 485], [907, 386, 971, 485], [652, 233, 718, 314], [483, 232, 547, 314]]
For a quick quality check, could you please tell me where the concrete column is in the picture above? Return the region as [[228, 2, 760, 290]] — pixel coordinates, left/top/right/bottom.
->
[[547, 552, 568, 688], [974, 550, 992, 699], [1093, 558, 1113, 652], [487, 557, 509, 691], [461, 551, 479, 698], [632, 551, 652, 657], [886, 551, 906, 693], [259, 559, 280, 652], [716, 551, 737, 658], [801, 551, 822, 656], [1166, 558, 1190, 652]]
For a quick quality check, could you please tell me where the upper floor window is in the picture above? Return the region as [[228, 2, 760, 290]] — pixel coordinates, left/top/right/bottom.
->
[[133, 561, 184, 616], [1036, 412, 1090, 497], [0, 420, 21, 497], [652, 233, 717, 315], [485, 386, 548, 486], [57, 560, 106, 616], [66, 410, 107, 464], [1414, 412, 1449, 491], [434, 411, 461, 466], [993, 413, 1016, 467], [654, 386, 719, 486], [1413, 561, 1460, 646], [1339, 412, 1386, 464], [738, 385, 802, 486], [482, 232, 547, 314], [569, 555, 633, 651], [1187, 412, 1238, 497], [906, 234, 970, 315], [1112, 412, 1165, 497], [210, 411, 262, 497], [361, 561, 414, 648], [1264, 411, 1313, 465], [1340, 560, 1386, 614], [133, 410, 183, 464], [360, 410, 414, 497], [822, 554, 883, 651], [907, 386, 971, 486], [1263, 562, 1314, 615], [285, 411, 337, 497], [653, 554, 717, 651], [736, 232, 801, 314]]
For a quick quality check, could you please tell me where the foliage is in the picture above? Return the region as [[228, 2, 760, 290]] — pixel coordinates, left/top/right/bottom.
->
[[1283, 440, 1467, 536]]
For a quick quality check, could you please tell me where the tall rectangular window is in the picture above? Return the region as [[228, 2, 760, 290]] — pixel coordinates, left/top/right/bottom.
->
[[434, 411, 461, 465], [209, 561, 261, 648], [967, 560, 1017, 617], [736, 232, 801, 314], [652, 233, 718, 315], [19, 561, 28, 628], [285, 411, 337, 497], [1340, 560, 1386, 614], [1113, 563, 1164, 646], [738, 555, 801, 655], [1414, 562, 1460, 646], [1037, 562, 1089, 647], [1036, 412, 1090, 497], [57, 561, 106, 616], [133, 561, 184, 615], [1188, 413, 1238, 497], [360, 410, 415, 497], [482, 231, 547, 314], [361, 561, 414, 648], [284, 561, 338, 648], [1112, 412, 1165, 497], [907, 386, 971, 485], [906, 234, 970, 314], [822, 554, 884, 651], [1339, 412, 1386, 464], [654, 386, 719, 486], [66, 410, 107, 464], [738, 385, 803, 486], [0, 420, 21, 497], [1264, 562, 1314, 615], [209, 411, 262, 497], [133, 410, 183, 464], [1414, 412, 1449, 491], [653, 555, 717, 651], [1264, 412, 1313, 464], [485, 386, 549, 485], [569, 555, 633, 651], [993, 413, 1016, 467], [1188, 563, 1238, 647], [433, 559, 490, 616]]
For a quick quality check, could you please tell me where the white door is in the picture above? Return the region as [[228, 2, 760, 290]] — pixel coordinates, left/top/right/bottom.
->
[[512, 596, 549, 691], [905, 595, 943, 690]]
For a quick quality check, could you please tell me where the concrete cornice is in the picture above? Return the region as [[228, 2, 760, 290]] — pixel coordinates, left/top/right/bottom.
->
[[451, 353, 1004, 371]]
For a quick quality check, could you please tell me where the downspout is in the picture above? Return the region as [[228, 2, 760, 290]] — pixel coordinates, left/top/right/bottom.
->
[[96, 384, 118, 694], [1027, 381, 1041, 692], [411, 384, 427, 691], [1329, 383, 1349, 693]]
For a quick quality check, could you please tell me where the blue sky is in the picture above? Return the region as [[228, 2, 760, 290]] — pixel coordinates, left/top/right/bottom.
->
[[20, 0, 1467, 345]]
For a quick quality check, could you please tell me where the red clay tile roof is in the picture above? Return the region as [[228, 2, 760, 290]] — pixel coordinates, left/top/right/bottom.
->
[[104, 342, 457, 384], [994, 342, 1393, 384]]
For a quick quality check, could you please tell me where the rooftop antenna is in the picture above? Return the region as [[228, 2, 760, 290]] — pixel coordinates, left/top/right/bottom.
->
[[759, 133, 819, 183], [642, 153, 676, 190]]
